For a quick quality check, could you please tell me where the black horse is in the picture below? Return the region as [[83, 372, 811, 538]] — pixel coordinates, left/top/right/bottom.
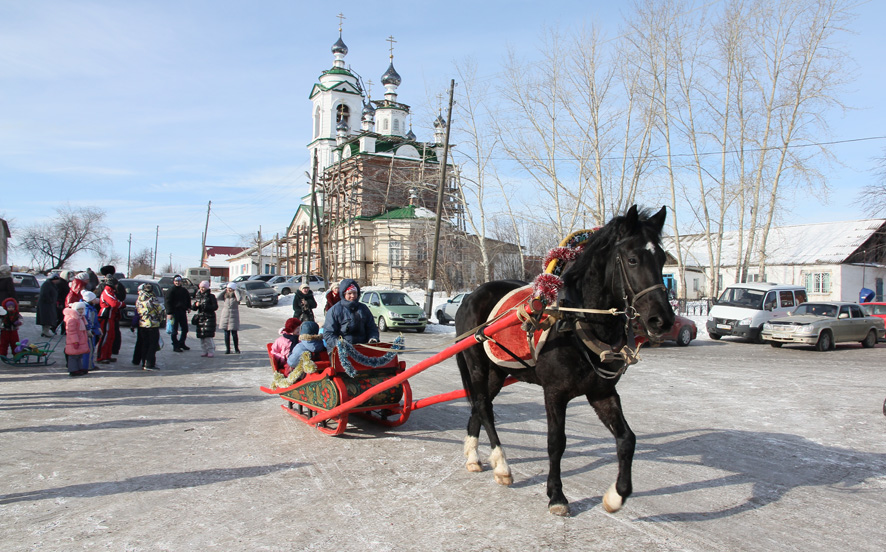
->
[[454, 205, 674, 516]]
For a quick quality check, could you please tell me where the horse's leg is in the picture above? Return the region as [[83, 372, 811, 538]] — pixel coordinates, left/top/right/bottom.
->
[[588, 392, 635, 513], [463, 365, 512, 485], [544, 393, 570, 516]]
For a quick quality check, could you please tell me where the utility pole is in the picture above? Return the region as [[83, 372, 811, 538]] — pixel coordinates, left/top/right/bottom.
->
[[201, 200, 211, 267], [310, 150, 328, 286], [153, 226, 159, 278], [305, 151, 318, 285], [127, 234, 132, 277], [257, 226, 263, 275], [424, 79, 455, 318]]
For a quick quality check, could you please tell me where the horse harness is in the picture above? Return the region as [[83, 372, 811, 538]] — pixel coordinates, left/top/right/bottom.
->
[[475, 254, 667, 380]]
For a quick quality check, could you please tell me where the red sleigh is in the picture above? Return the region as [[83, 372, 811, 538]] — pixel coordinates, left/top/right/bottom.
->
[[260, 342, 413, 436]]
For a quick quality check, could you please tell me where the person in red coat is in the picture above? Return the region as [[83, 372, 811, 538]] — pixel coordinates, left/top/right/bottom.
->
[[324, 283, 340, 313], [96, 277, 124, 363], [65, 273, 89, 307], [0, 297, 24, 357]]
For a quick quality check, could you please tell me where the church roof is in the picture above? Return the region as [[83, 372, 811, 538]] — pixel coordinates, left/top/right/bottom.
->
[[371, 205, 437, 221]]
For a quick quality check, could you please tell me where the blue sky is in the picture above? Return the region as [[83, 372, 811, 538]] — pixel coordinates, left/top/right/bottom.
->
[[2, 1, 884, 272]]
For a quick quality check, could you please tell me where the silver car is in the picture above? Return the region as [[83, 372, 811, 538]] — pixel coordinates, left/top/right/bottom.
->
[[435, 292, 470, 325], [761, 301, 885, 351]]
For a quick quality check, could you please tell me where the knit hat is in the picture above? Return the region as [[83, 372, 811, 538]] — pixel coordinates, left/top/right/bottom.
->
[[227, 282, 238, 290], [199, 280, 211, 289], [75, 272, 89, 281], [299, 320, 320, 340], [72, 301, 87, 313], [81, 290, 97, 303], [173, 275, 182, 281], [283, 317, 301, 334]]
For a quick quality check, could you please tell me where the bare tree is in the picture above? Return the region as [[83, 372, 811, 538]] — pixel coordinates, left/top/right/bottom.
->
[[129, 248, 154, 278], [856, 148, 886, 217], [17, 205, 112, 271]]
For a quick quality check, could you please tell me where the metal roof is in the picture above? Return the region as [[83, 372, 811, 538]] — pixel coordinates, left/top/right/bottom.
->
[[665, 219, 886, 267]]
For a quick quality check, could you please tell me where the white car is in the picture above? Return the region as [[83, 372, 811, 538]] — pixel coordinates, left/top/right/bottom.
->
[[273, 274, 326, 295], [436, 292, 470, 325]]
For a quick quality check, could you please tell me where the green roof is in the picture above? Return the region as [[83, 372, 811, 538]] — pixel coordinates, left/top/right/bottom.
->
[[372, 205, 420, 220]]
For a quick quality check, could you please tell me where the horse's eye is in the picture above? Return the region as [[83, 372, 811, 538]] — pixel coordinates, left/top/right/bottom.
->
[[628, 257, 638, 266]]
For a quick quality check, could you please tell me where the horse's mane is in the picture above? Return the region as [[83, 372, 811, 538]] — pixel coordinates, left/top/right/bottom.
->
[[560, 207, 665, 307]]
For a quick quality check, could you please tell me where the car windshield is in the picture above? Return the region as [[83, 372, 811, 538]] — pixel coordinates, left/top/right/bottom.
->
[[380, 292, 416, 306], [243, 281, 270, 290], [14, 275, 38, 287], [716, 288, 766, 309], [864, 304, 886, 315], [793, 303, 838, 317]]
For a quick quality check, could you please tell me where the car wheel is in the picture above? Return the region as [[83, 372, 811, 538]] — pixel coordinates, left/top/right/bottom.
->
[[436, 310, 448, 325], [245, 297, 253, 308], [815, 330, 832, 352], [709, 332, 722, 340], [378, 316, 388, 332], [676, 326, 692, 346], [416, 326, 425, 333], [861, 329, 877, 348], [770, 342, 783, 348], [281, 288, 291, 296]]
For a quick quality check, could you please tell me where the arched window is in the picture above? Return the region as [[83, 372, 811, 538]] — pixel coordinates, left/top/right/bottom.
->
[[314, 106, 321, 138], [393, 119, 399, 132], [336, 104, 350, 130], [383, 119, 389, 131]]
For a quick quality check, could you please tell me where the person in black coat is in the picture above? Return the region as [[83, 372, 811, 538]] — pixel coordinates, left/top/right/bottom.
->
[[164, 275, 192, 352], [292, 283, 317, 322], [0, 265, 16, 304], [192, 281, 218, 357], [36, 273, 61, 336], [54, 272, 71, 334]]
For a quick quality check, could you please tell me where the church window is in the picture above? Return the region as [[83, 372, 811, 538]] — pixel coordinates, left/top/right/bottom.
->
[[393, 119, 399, 132], [314, 106, 321, 138], [383, 119, 389, 131], [389, 240, 403, 267], [336, 104, 350, 129]]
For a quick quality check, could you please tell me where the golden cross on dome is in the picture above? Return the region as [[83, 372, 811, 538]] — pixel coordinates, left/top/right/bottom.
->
[[337, 13, 346, 33], [387, 35, 397, 60], [366, 79, 373, 100]]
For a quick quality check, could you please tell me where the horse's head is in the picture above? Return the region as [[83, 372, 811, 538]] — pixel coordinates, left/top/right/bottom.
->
[[612, 205, 675, 338], [562, 205, 675, 341]]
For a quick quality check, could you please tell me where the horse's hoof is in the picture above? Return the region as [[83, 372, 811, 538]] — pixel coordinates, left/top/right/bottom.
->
[[602, 483, 624, 513], [466, 461, 483, 473], [549, 503, 570, 516], [494, 473, 513, 486]]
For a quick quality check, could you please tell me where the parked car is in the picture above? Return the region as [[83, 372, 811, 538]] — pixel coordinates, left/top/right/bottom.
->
[[360, 290, 427, 332], [861, 302, 886, 340], [157, 276, 198, 298], [248, 274, 277, 283], [272, 275, 301, 296], [231, 275, 252, 283], [290, 274, 326, 292], [635, 314, 697, 347], [118, 279, 166, 326], [761, 301, 885, 351], [706, 282, 808, 343], [11, 272, 40, 311], [266, 275, 289, 287], [239, 280, 279, 308], [436, 292, 470, 325]]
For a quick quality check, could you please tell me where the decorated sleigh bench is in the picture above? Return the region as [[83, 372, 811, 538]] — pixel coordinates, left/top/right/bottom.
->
[[260, 340, 412, 436]]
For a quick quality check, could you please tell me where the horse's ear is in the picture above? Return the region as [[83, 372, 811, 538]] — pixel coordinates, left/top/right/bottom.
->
[[647, 205, 668, 235], [625, 205, 639, 227]]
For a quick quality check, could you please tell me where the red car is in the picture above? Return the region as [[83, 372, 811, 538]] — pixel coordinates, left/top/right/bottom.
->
[[634, 314, 697, 347], [861, 302, 886, 340]]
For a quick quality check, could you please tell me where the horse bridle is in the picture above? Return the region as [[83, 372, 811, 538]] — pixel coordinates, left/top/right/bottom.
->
[[614, 254, 667, 318]]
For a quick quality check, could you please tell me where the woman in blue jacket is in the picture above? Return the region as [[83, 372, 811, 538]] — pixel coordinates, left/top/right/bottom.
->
[[322, 279, 379, 352]]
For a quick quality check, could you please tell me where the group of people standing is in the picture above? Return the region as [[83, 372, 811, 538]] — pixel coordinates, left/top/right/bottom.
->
[[164, 276, 241, 359]]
